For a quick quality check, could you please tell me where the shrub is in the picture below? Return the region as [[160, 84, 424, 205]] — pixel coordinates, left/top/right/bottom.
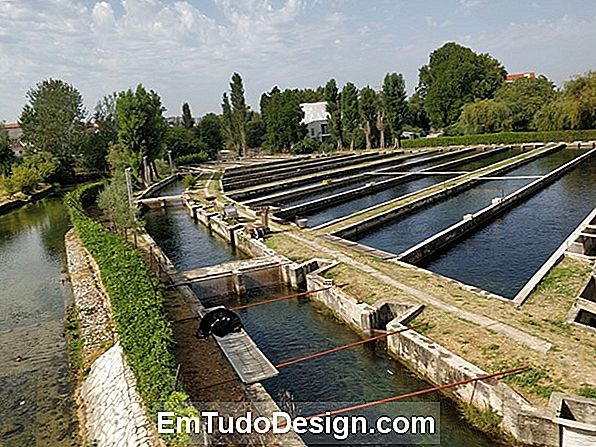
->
[[182, 173, 195, 189], [291, 137, 321, 154], [175, 151, 209, 165], [401, 129, 596, 148]]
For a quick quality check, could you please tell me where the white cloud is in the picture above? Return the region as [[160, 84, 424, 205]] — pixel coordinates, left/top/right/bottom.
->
[[424, 16, 452, 28], [460, 0, 487, 10]]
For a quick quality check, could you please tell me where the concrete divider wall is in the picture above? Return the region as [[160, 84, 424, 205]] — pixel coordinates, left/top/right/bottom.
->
[[400, 147, 596, 265], [334, 143, 565, 239], [138, 173, 180, 199]]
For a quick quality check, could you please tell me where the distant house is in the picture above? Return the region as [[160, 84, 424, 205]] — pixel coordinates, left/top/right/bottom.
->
[[505, 72, 535, 83], [300, 101, 330, 142], [0, 122, 25, 157]]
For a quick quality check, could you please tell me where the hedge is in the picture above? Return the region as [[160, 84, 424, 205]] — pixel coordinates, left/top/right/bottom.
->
[[65, 183, 176, 411], [401, 129, 596, 148]]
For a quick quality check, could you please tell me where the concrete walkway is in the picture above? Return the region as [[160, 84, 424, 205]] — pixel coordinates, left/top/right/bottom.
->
[[286, 232, 553, 354]]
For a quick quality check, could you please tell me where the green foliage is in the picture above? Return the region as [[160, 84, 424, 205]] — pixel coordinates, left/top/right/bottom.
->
[[98, 178, 141, 233], [578, 386, 596, 399], [291, 137, 321, 155], [229, 72, 248, 155], [359, 86, 377, 150], [340, 82, 359, 150], [0, 151, 59, 196], [382, 73, 408, 146], [494, 76, 555, 131], [406, 92, 430, 132], [534, 72, 596, 131], [459, 99, 513, 134], [181, 102, 194, 129], [246, 112, 266, 149], [161, 391, 201, 446], [418, 42, 506, 128], [19, 78, 86, 172], [324, 79, 343, 150], [462, 405, 503, 435], [221, 92, 235, 151], [182, 173, 195, 189], [262, 87, 307, 152], [401, 129, 596, 148], [175, 151, 209, 165], [195, 113, 224, 158], [0, 125, 15, 175], [165, 126, 205, 159], [115, 84, 167, 182], [65, 184, 179, 415]]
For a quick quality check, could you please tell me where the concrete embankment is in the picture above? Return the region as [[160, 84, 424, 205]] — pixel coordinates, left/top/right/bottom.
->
[[223, 151, 387, 190], [274, 146, 496, 220], [303, 266, 596, 447], [333, 143, 564, 240], [227, 150, 437, 201], [137, 173, 180, 199], [399, 147, 595, 265], [0, 185, 54, 216]]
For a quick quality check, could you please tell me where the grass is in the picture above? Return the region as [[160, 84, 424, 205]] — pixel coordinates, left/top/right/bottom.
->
[[64, 304, 84, 379], [461, 405, 503, 435], [261, 230, 596, 405]]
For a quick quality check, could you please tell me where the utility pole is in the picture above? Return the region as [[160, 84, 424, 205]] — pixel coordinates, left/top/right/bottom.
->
[[125, 167, 133, 208], [142, 156, 149, 186], [167, 150, 174, 174]]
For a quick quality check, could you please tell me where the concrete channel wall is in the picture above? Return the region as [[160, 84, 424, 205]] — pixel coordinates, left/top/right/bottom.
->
[[228, 150, 439, 201], [334, 144, 564, 239], [399, 147, 596, 265], [223, 152, 386, 190], [302, 268, 593, 447], [137, 173, 180, 199]]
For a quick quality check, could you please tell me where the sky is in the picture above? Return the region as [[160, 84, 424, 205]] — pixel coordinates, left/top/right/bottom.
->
[[1, 0, 595, 122]]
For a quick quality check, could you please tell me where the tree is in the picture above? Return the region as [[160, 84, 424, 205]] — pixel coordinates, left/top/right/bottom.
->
[[494, 76, 555, 130], [165, 126, 201, 159], [115, 85, 167, 184], [230, 73, 248, 156], [324, 79, 343, 150], [359, 86, 377, 150], [221, 93, 235, 150], [77, 94, 118, 173], [181, 103, 194, 129], [98, 178, 141, 235], [459, 99, 513, 134], [340, 83, 359, 151], [19, 79, 86, 172], [534, 71, 596, 130], [261, 88, 306, 152], [0, 126, 15, 175], [376, 94, 386, 149], [195, 113, 224, 158], [382, 73, 408, 147], [246, 112, 266, 149], [418, 43, 506, 128], [406, 91, 430, 132]]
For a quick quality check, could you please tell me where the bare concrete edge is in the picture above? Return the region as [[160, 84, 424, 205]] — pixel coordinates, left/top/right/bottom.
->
[[328, 143, 563, 238], [137, 173, 180, 199], [513, 206, 596, 306]]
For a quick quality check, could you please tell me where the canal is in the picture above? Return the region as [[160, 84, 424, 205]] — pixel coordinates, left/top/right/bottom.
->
[[144, 205, 500, 446], [302, 147, 523, 227], [352, 148, 584, 256], [420, 153, 596, 298], [0, 197, 78, 447]]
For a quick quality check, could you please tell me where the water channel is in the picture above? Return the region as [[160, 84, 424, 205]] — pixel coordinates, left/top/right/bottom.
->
[[144, 205, 501, 446], [0, 197, 78, 447]]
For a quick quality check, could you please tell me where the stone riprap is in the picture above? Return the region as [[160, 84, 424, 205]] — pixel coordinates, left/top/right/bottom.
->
[[65, 229, 115, 359], [80, 343, 159, 447]]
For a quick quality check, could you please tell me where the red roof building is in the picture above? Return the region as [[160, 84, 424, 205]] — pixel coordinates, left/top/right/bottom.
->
[[505, 72, 536, 83]]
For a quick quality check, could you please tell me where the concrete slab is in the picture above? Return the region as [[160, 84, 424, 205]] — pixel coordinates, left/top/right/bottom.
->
[[214, 331, 278, 383]]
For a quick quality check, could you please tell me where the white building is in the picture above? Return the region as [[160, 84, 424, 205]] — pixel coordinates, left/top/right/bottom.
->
[[300, 101, 330, 142]]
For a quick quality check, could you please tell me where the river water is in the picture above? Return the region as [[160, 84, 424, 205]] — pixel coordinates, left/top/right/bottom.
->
[[0, 197, 78, 446], [144, 206, 500, 446]]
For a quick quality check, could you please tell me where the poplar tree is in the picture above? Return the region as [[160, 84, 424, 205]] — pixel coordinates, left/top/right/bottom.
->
[[340, 82, 359, 151], [221, 93, 235, 151], [359, 86, 377, 150], [181, 102, 194, 129], [324, 79, 343, 150], [382, 73, 408, 148], [230, 73, 248, 156]]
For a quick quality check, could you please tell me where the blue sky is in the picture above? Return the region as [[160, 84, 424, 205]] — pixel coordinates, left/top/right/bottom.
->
[[1, 0, 595, 121]]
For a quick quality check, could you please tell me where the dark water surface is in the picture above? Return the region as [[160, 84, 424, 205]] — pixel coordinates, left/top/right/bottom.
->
[[421, 153, 596, 298], [353, 149, 585, 256], [303, 148, 525, 227], [0, 197, 78, 447], [145, 209, 500, 446]]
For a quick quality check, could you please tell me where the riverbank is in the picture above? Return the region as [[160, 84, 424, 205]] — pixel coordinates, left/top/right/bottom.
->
[[0, 185, 53, 216]]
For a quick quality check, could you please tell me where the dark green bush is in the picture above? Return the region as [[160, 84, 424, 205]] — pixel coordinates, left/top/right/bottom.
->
[[175, 151, 209, 165], [402, 129, 596, 148]]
